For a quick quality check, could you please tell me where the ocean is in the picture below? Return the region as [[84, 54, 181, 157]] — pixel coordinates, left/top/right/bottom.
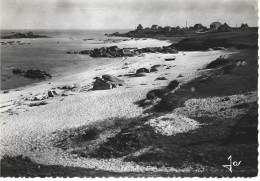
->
[[0, 29, 131, 90], [0, 29, 172, 91]]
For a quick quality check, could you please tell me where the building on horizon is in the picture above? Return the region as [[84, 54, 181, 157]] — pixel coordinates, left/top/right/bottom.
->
[[218, 23, 232, 32], [136, 24, 143, 30], [210, 22, 222, 29], [193, 24, 205, 30], [151, 25, 159, 29]]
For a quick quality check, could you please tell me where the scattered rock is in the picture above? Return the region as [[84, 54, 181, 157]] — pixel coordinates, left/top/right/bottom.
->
[[150, 67, 159, 72], [134, 73, 147, 77], [93, 78, 112, 90], [136, 68, 150, 74], [165, 58, 176, 61], [48, 90, 57, 97], [93, 75, 125, 90], [3, 90, 9, 94], [29, 101, 48, 107], [155, 77, 167, 80], [61, 92, 69, 96]]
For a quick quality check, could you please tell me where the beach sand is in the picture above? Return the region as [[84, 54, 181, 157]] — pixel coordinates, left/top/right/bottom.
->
[[0, 48, 231, 172]]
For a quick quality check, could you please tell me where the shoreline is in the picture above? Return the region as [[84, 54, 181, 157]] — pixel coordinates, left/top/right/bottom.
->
[[0, 49, 232, 170], [0, 37, 172, 91]]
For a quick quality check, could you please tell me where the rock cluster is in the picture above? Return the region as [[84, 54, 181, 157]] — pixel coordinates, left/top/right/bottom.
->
[[12, 69, 52, 79], [1, 31, 49, 39], [93, 74, 125, 90], [67, 45, 178, 58], [1, 41, 30, 46]]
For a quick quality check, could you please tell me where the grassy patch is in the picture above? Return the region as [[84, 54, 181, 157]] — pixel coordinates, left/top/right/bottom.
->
[[172, 31, 258, 51]]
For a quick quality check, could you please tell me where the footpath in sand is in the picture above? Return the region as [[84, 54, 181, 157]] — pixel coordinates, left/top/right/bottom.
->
[[0, 50, 234, 172]]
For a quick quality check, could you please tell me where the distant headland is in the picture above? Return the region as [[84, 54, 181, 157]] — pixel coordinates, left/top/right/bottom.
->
[[108, 22, 254, 39]]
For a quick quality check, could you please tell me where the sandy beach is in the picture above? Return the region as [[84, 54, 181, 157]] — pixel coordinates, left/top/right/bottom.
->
[[0, 46, 232, 172], [1, 0, 258, 177]]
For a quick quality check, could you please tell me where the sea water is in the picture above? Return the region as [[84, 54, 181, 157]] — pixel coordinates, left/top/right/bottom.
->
[[0, 29, 172, 90], [0, 29, 131, 90]]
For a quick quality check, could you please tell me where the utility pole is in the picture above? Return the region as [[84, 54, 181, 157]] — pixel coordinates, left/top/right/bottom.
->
[[186, 21, 187, 28]]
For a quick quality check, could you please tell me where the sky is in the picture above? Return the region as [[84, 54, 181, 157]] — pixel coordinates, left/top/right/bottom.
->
[[0, 0, 258, 29]]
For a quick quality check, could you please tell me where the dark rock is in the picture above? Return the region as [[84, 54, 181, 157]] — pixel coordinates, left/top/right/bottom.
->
[[150, 67, 159, 72], [12, 68, 23, 74], [93, 75, 125, 90], [61, 92, 69, 96], [136, 68, 150, 74], [165, 58, 176, 61], [48, 91, 56, 97], [12, 68, 51, 79], [155, 77, 167, 80], [167, 80, 179, 89], [29, 101, 48, 107], [24, 70, 52, 79], [93, 77, 112, 90], [134, 73, 147, 77]]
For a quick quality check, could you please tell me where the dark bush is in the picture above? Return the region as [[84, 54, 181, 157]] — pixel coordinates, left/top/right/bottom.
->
[[80, 127, 100, 141], [235, 43, 251, 49], [167, 80, 179, 89], [146, 89, 169, 100]]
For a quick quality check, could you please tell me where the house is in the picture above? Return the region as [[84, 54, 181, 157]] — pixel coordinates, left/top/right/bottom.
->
[[164, 26, 172, 31], [136, 24, 143, 30], [241, 23, 249, 28], [194, 24, 204, 30], [218, 23, 232, 32], [151, 25, 159, 29], [210, 22, 222, 29]]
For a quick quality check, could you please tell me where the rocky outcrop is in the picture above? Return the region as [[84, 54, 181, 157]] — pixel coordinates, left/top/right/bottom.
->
[[1, 32, 49, 39], [93, 74, 125, 90], [24, 70, 52, 79], [68, 45, 178, 58], [12, 69, 52, 79]]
